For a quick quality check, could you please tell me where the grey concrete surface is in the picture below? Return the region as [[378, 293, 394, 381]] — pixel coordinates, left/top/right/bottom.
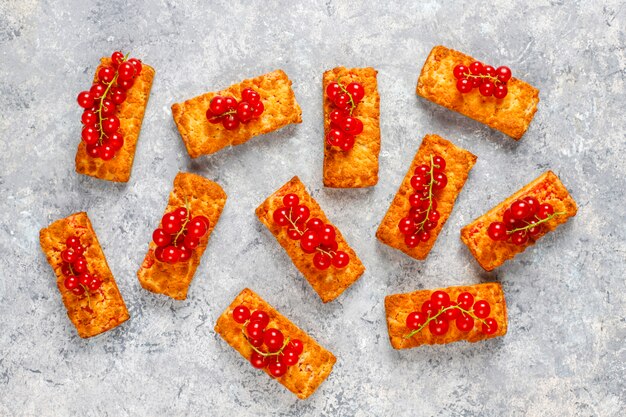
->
[[0, 1, 625, 416]]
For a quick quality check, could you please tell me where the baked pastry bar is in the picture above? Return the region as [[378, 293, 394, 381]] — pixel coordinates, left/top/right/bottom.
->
[[256, 176, 365, 303], [323, 67, 380, 188], [137, 172, 227, 299], [215, 288, 336, 399], [39, 212, 129, 338], [376, 134, 477, 260], [75, 57, 155, 182], [385, 282, 507, 349], [416, 45, 539, 140], [172, 69, 302, 158], [461, 170, 577, 271]]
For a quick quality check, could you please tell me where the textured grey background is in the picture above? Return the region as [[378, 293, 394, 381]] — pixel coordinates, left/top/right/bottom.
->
[[0, 0, 625, 416]]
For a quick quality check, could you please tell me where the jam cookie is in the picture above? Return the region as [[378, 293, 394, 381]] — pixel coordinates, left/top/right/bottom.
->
[[137, 172, 227, 299], [215, 288, 336, 399], [385, 283, 507, 349], [416, 45, 539, 140], [172, 70, 302, 158], [376, 134, 476, 260], [256, 176, 365, 303], [461, 170, 577, 271], [75, 51, 155, 182], [39, 212, 129, 338], [323, 67, 380, 188]]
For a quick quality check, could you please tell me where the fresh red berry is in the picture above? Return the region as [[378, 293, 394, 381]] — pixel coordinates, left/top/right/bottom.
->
[[249, 352, 267, 369], [187, 216, 209, 239], [161, 213, 182, 234], [209, 96, 227, 115], [469, 62, 484, 75], [418, 230, 430, 242], [72, 257, 88, 274], [283, 193, 299, 208], [183, 234, 200, 249], [453, 64, 469, 79], [346, 82, 365, 102], [444, 304, 460, 321], [456, 78, 472, 93], [127, 58, 142, 75], [333, 93, 351, 110], [272, 207, 289, 226], [89, 83, 107, 100], [493, 84, 508, 99], [313, 252, 331, 270], [222, 114, 239, 130], [263, 328, 285, 352], [429, 317, 449, 336], [111, 51, 125, 67], [101, 116, 120, 134], [281, 349, 300, 366], [527, 221, 543, 237], [77, 91, 94, 108], [288, 339, 303, 355], [241, 88, 260, 104], [87, 277, 102, 291], [432, 155, 446, 171], [482, 318, 498, 335], [404, 234, 420, 248], [98, 66, 116, 83], [326, 82, 341, 101], [456, 314, 474, 332], [108, 133, 124, 150], [72, 285, 85, 296], [406, 311, 427, 330], [161, 246, 180, 263], [410, 174, 427, 191], [431, 290, 450, 310], [292, 205, 310, 223], [473, 300, 491, 318], [249, 310, 270, 328], [64, 276, 79, 290], [300, 230, 320, 254], [66, 236, 81, 248], [482, 65, 496, 77], [117, 77, 135, 90], [61, 248, 78, 263], [510, 230, 528, 245], [117, 62, 136, 81], [428, 210, 440, 223], [246, 320, 266, 339], [306, 217, 324, 232], [339, 134, 355, 151], [110, 87, 127, 105], [152, 229, 171, 247], [318, 225, 336, 247], [537, 203, 555, 219], [326, 128, 344, 147], [332, 251, 350, 268], [496, 66, 512, 83], [340, 116, 363, 136], [329, 110, 346, 128], [236, 101, 254, 122], [78, 272, 91, 287], [522, 196, 539, 216], [479, 81, 495, 96], [421, 300, 437, 317], [86, 143, 100, 158], [488, 222, 508, 241], [268, 359, 288, 378], [397, 217, 415, 236], [432, 172, 447, 190], [252, 101, 264, 118], [510, 200, 531, 220]]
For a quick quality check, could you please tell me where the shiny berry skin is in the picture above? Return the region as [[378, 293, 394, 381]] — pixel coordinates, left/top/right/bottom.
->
[[90, 83, 107, 100], [183, 235, 200, 249], [321, 240, 339, 253], [102, 116, 120, 134], [410, 174, 427, 191], [482, 318, 498, 335], [252, 101, 264, 118], [151, 229, 171, 247], [117, 62, 136, 81], [527, 221, 543, 237], [281, 349, 299, 366], [432, 155, 446, 171], [81, 126, 99, 145], [398, 217, 415, 235], [429, 317, 449, 336], [421, 300, 437, 317], [326, 129, 344, 147], [318, 225, 336, 246], [469, 62, 484, 75], [81, 110, 97, 126], [64, 276, 79, 290], [479, 81, 495, 96], [288, 339, 304, 355], [404, 234, 420, 248], [100, 99, 115, 116], [110, 87, 127, 105], [66, 236, 81, 248], [523, 196, 539, 216], [300, 230, 320, 253], [456, 78, 473, 93], [98, 66, 116, 83], [287, 228, 302, 240], [283, 193, 299, 208], [339, 135, 355, 151], [236, 101, 254, 122], [249, 310, 270, 328], [313, 252, 331, 270], [340, 116, 363, 136], [177, 246, 192, 262], [332, 251, 350, 268], [272, 207, 289, 226], [71, 285, 85, 296], [78, 272, 91, 287], [222, 114, 239, 130], [493, 84, 508, 99], [108, 133, 124, 150], [444, 304, 460, 321], [87, 277, 102, 291], [111, 51, 124, 67], [473, 300, 491, 318], [408, 193, 423, 208], [488, 222, 508, 241], [428, 210, 440, 223], [268, 360, 288, 378], [496, 66, 512, 83], [414, 164, 430, 176], [453, 64, 469, 79], [456, 314, 474, 332], [161, 213, 182, 234], [246, 320, 266, 339], [61, 248, 78, 263], [77, 91, 94, 108], [431, 290, 450, 310], [249, 352, 268, 369], [292, 205, 310, 223], [510, 200, 531, 220], [537, 203, 555, 219], [418, 230, 430, 242], [482, 65, 496, 77], [223, 96, 236, 109], [502, 209, 519, 230], [117, 77, 135, 90], [470, 76, 483, 88], [187, 216, 209, 239], [248, 337, 264, 348], [72, 257, 88, 274], [127, 58, 142, 75], [346, 82, 365, 102], [423, 220, 437, 232], [329, 110, 346, 128], [326, 82, 341, 100], [86, 144, 100, 158], [172, 207, 188, 220], [510, 230, 528, 245], [333, 93, 351, 110], [406, 311, 427, 330], [241, 88, 260, 104], [209, 96, 227, 115], [161, 246, 180, 263], [306, 217, 324, 232], [432, 172, 447, 190], [263, 328, 285, 352]]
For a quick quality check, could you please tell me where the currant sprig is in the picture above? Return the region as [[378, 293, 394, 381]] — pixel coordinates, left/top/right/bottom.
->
[[60, 235, 102, 308], [325, 77, 365, 151], [404, 304, 489, 339], [454, 61, 512, 98]]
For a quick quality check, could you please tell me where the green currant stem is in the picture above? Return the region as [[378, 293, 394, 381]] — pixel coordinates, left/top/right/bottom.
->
[[336, 76, 357, 115], [507, 211, 565, 235], [241, 322, 291, 357], [413, 154, 436, 234], [96, 53, 129, 146], [285, 207, 305, 236], [403, 304, 490, 339], [463, 72, 503, 85]]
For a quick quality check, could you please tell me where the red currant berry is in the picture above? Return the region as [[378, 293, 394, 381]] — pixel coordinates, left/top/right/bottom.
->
[[88, 277, 102, 291], [482, 318, 498, 335], [329, 110, 346, 128], [187, 216, 209, 239], [283, 193, 299, 208], [236, 101, 254, 122], [444, 304, 460, 321], [470, 76, 483, 88], [421, 300, 437, 317], [249, 352, 268, 369], [493, 84, 508, 99], [61, 264, 72, 276], [408, 193, 423, 208], [209, 96, 227, 115], [522, 196, 539, 216], [410, 174, 428, 191], [346, 82, 365, 102], [479, 81, 495, 96], [423, 220, 437, 232], [241, 88, 260, 104], [111, 51, 124, 67], [456, 78, 472, 93], [300, 230, 320, 254], [288, 339, 304, 355], [249, 310, 270, 328], [432, 172, 447, 190], [510, 230, 528, 245], [406, 311, 427, 330], [320, 240, 338, 253], [66, 236, 81, 248], [340, 116, 363, 136], [326, 128, 344, 147], [487, 222, 508, 241], [72, 285, 85, 296], [398, 217, 415, 235], [456, 314, 474, 332], [98, 66, 116, 83], [152, 229, 171, 247], [414, 164, 430, 176], [252, 101, 264, 118], [332, 251, 350, 268], [318, 225, 336, 246], [473, 300, 491, 318], [306, 217, 324, 232], [86, 144, 100, 158], [502, 209, 519, 230], [110, 87, 127, 105], [72, 257, 88, 274], [292, 205, 310, 223], [117, 62, 136, 81], [78, 272, 91, 287], [246, 320, 266, 340], [453, 64, 469, 79], [117, 77, 135, 90], [81, 110, 97, 126], [224, 97, 237, 110], [233, 305, 250, 323], [432, 155, 446, 171], [172, 207, 188, 221], [161, 246, 180, 263], [333, 93, 351, 110], [102, 116, 120, 134], [89, 83, 107, 100], [222, 114, 239, 130], [537, 203, 555, 220], [161, 213, 182, 234], [127, 58, 142, 75], [431, 291, 450, 310], [527, 221, 543, 237], [248, 337, 264, 348], [99, 98, 115, 116], [107, 133, 124, 150], [429, 317, 449, 336], [287, 227, 302, 240], [469, 62, 484, 75], [282, 349, 299, 366], [268, 359, 288, 378], [272, 207, 289, 226], [404, 234, 420, 248], [77, 91, 94, 109], [61, 248, 78, 263], [263, 328, 285, 352], [326, 82, 341, 101], [313, 252, 331, 270], [510, 200, 531, 220], [418, 230, 430, 242], [496, 66, 512, 83], [339, 134, 355, 151], [428, 210, 440, 223], [482, 65, 496, 78], [64, 276, 79, 290], [183, 235, 200, 249]]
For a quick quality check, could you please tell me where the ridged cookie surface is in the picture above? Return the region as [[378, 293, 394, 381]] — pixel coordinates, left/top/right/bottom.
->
[[39, 212, 129, 338], [137, 172, 227, 299], [323, 67, 380, 188], [417, 45, 539, 140], [461, 171, 577, 271], [214, 288, 336, 399], [75, 57, 155, 182], [172, 70, 302, 158], [376, 134, 476, 260]]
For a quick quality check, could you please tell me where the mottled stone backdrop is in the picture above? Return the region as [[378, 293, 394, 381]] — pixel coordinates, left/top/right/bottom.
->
[[0, 0, 624, 416]]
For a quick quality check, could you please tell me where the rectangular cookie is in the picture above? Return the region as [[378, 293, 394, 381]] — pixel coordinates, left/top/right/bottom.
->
[[76, 57, 155, 182], [323, 67, 380, 188], [256, 176, 365, 303], [214, 288, 336, 399], [39, 212, 129, 338], [137, 172, 227, 300], [385, 282, 507, 349], [461, 170, 577, 271], [416, 45, 539, 140], [376, 134, 477, 260], [171, 70, 302, 158]]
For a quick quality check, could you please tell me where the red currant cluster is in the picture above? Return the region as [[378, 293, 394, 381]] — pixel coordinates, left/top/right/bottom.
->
[[60, 236, 102, 296], [325, 79, 365, 151], [76, 51, 143, 160], [453, 62, 512, 99], [205, 88, 264, 130], [152, 206, 210, 263], [233, 305, 304, 378], [487, 197, 561, 245], [397, 155, 447, 248], [272, 193, 350, 270], [405, 290, 498, 338]]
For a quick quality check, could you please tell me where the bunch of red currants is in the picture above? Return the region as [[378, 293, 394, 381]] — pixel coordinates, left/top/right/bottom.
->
[[487, 197, 558, 245], [325, 79, 365, 151], [60, 235, 102, 295], [206, 88, 264, 130], [453, 61, 511, 99], [151, 207, 210, 263]]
